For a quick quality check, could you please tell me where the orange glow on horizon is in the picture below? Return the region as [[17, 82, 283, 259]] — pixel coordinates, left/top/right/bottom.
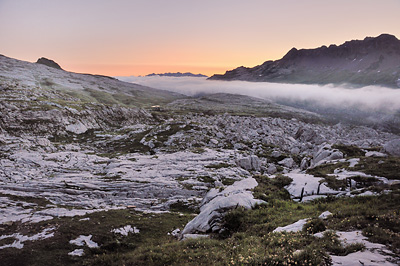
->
[[62, 63, 239, 77], [1, 1, 400, 79]]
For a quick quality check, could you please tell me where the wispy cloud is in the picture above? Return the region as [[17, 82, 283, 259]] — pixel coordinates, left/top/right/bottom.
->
[[117, 76, 400, 113]]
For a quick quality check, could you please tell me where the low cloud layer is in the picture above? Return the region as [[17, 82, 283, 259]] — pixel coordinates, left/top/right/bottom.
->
[[117, 76, 400, 113]]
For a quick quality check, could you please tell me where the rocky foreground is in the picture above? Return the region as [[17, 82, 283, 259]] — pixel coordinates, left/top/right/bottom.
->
[[1, 54, 400, 265]]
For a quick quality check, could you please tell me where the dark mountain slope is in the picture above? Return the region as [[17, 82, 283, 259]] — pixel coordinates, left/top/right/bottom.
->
[[210, 34, 400, 88]]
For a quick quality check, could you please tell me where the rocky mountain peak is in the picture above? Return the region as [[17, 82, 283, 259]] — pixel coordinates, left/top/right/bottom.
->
[[210, 34, 400, 87], [36, 57, 63, 70]]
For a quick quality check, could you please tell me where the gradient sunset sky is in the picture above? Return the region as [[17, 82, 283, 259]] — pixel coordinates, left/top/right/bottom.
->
[[1, 0, 399, 76]]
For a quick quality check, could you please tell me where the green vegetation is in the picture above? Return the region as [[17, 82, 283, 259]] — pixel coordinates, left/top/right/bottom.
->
[[221, 177, 237, 186], [0, 210, 192, 266], [1, 188, 399, 265], [353, 156, 400, 180], [306, 162, 350, 178], [332, 144, 365, 157], [253, 174, 293, 202], [204, 162, 232, 169], [197, 175, 215, 184], [169, 201, 199, 214], [88, 192, 397, 265], [0, 192, 52, 207]]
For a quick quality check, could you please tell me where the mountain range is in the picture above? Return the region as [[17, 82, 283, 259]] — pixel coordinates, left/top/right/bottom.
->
[[210, 34, 400, 88], [146, 72, 208, 78]]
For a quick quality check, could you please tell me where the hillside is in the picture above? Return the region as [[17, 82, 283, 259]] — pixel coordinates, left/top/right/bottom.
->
[[0, 54, 183, 108], [0, 54, 399, 265], [210, 34, 400, 88]]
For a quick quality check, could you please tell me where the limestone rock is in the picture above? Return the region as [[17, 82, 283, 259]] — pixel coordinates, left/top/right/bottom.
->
[[181, 178, 265, 236], [383, 139, 400, 156], [278, 157, 295, 168], [312, 144, 343, 166], [300, 157, 310, 170], [267, 164, 277, 175], [66, 121, 88, 134], [236, 155, 261, 171]]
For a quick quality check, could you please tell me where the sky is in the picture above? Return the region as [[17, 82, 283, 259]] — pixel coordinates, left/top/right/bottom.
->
[[1, 0, 400, 76]]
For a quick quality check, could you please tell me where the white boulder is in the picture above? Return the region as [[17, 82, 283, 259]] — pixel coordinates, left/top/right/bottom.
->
[[181, 178, 265, 236], [383, 139, 400, 156], [278, 158, 295, 168]]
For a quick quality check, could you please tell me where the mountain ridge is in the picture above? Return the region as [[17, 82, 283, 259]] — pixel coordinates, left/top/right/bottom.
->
[[209, 34, 400, 88], [146, 72, 208, 78]]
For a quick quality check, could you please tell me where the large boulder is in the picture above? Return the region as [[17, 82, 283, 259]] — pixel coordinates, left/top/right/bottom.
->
[[36, 57, 63, 70], [236, 155, 261, 171], [181, 178, 265, 236], [383, 139, 400, 156], [278, 157, 295, 168], [311, 144, 343, 167]]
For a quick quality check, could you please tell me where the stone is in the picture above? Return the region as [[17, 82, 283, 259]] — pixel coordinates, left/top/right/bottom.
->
[[271, 150, 281, 158], [290, 147, 300, 154], [250, 155, 261, 171], [181, 178, 265, 236], [236, 155, 261, 171], [312, 144, 343, 166], [383, 139, 400, 156], [209, 138, 219, 145], [300, 157, 310, 170], [65, 121, 88, 134], [278, 157, 295, 168], [267, 164, 277, 175], [236, 157, 252, 170], [318, 211, 332, 219]]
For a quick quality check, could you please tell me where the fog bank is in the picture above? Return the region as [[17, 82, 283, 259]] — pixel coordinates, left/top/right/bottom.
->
[[117, 76, 400, 113]]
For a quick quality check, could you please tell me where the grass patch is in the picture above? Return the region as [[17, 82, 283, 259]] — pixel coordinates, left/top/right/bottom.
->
[[332, 144, 365, 157], [204, 163, 232, 169], [252, 174, 292, 202], [0, 192, 52, 207], [169, 201, 198, 214], [322, 175, 348, 190], [221, 178, 237, 186], [306, 162, 350, 178], [1, 192, 399, 265], [0, 209, 192, 266], [352, 157, 400, 180], [197, 176, 214, 184]]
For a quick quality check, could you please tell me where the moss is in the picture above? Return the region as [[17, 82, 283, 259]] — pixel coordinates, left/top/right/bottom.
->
[[197, 176, 214, 184], [252, 174, 292, 202], [0, 209, 192, 266], [0, 192, 52, 207], [204, 163, 232, 169], [303, 218, 326, 234], [352, 157, 400, 180], [332, 144, 365, 157], [322, 175, 348, 190], [221, 178, 236, 186], [169, 200, 198, 214], [306, 162, 350, 178]]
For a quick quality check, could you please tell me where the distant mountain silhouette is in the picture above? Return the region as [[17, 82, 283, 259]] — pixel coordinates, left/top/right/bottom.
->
[[147, 72, 208, 78], [210, 34, 400, 88], [36, 57, 63, 70]]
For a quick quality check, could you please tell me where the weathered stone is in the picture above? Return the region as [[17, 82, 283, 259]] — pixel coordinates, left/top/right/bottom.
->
[[278, 157, 295, 168], [267, 164, 277, 175], [383, 139, 400, 156]]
